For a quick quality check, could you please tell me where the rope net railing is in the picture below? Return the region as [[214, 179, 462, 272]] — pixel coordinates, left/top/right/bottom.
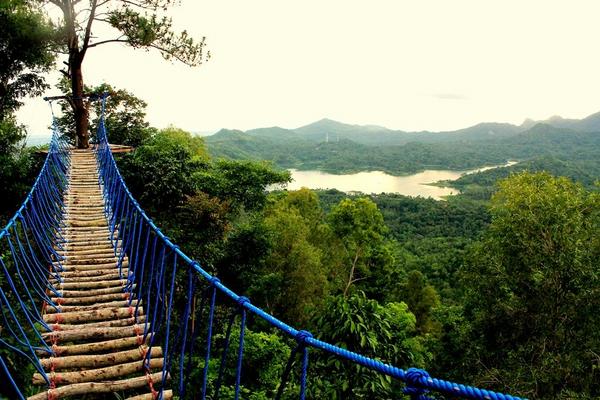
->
[[0, 116, 70, 399], [0, 96, 525, 400]]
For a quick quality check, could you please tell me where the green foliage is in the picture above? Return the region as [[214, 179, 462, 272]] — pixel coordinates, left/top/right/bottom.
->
[[248, 189, 330, 326], [0, 117, 40, 222], [195, 160, 290, 212], [396, 270, 440, 335], [119, 128, 202, 211], [205, 327, 293, 399], [328, 197, 393, 297], [118, 125, 290, 272], [164, 191, 231, 266], [108, 130, 600, 400], [461, 172, 600, 398], [55, 80, 155, 146], [311, 291, 428, 399], [107, 7, 206, 65], [0, 0, 55, 118], [447, 155, 600, 200]]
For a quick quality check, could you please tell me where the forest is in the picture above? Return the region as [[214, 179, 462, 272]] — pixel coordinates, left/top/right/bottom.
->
[[2, 87, 599, 398], [1, 1, 600, 399]]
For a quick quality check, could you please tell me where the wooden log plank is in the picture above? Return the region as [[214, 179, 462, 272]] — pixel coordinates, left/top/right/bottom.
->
[[67, 219, 107, 228], [52, 268, 129, 279], [61, 232, 110, 240], [57, 260, 129, 271], [50, 273, 129, 284], [56, 279, 126, 290], [126, 390, 173, 400], [60, 240, 113, 247], [40, 345, 162, 370], [63, 215, 106, 223], [45, 299, 140, 314], [36, 335, 152, 357], [62, 228, 110, 235], [49, 292, 132, 305], [43, 307, 137, 324], [32, 358, 164, 385], [58, 248, 116, 256], [27, 371, 166, 400], [58, 284, 133, 298], [64, 257, 118, 265], [54, 315, 147, 331], [41, 323, 150, 343]]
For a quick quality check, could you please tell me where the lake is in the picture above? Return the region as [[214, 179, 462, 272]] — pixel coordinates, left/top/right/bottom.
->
[[283, 163, 515, 200]]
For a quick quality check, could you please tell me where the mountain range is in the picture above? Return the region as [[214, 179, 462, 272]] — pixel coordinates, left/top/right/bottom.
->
[[207, 111, 600, 147], [205, 111, 600, 176]]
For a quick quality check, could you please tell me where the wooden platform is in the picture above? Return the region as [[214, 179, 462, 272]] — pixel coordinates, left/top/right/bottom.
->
[[30, 149, 169, 400], [37, 144, 134, 155]]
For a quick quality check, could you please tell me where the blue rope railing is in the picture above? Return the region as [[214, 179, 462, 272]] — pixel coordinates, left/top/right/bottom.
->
[[0, 109, 70, 397], [93, 95, 525, 400], [0, 95, 526, 400]]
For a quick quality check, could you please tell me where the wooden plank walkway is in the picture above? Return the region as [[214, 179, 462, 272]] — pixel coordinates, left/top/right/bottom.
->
[[30, 149, 171, 400]]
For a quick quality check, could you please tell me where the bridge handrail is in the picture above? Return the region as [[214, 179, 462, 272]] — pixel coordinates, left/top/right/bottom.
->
[[94, 95, 525, 400]]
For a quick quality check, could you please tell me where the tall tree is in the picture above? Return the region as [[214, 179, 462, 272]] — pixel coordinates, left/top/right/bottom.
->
[[328, 197, 393, 297], [44, 0, 208, 148]]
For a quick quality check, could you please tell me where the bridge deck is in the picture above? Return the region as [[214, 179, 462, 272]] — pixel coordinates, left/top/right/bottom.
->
[[30, 149, 171, 400]]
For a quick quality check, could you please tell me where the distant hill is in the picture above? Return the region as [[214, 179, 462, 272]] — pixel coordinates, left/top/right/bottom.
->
[[293, 118, 406, 145], [444, 154, 600, 201], [290, 119, 524, 146], [205, 121, 600, 176], [534, 111, 600, 132], [246, 126, 299, 140], [206, 110, 600, 148]]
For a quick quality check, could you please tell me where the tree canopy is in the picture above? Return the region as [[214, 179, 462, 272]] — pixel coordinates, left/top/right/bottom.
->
[[462, 172, 600, 398], [0, 0, 55, 119]]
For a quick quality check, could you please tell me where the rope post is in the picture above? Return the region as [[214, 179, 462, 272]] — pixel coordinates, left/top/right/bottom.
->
[[295, 330, 313, 400], [403, 368, 433, 400], [234, 296, 250, 400]]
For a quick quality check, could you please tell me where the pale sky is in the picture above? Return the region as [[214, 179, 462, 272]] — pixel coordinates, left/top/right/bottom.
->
[[18, 0, 600, 137]]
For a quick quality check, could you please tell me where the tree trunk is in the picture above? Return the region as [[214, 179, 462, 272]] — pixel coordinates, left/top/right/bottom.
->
[[64, 0, 89, 150], [70, 60, 89, 149]]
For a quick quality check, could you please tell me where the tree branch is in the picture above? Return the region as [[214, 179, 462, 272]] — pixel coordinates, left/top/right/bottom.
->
[[119, 0, 160, 11], [81, 0, 99, 56], [86, 38, 129, 48], [343, 248, 362, 297], [48, 0, 66, 12]]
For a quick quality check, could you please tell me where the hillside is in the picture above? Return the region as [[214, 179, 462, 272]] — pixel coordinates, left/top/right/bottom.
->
[[216, 111, 600, 148], [206, 121, 600, 176]]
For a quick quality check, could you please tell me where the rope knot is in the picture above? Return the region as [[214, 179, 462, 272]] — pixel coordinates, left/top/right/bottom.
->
[[295, 330, 313, 345], [236, 296, 250, 308], [1, 229, 9, 237], [403, 368, 431, 398], [209, 276, 220, 287]]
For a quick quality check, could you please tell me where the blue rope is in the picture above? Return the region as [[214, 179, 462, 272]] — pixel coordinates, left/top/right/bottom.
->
[[234, 297, 249, 400], [0, 356, 26, 400], [201, 280, 218, 398], [0, 93, 526, 400], [91, 92, 526, 400]]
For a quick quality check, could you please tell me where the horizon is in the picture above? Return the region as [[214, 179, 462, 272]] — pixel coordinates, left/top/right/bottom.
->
[[26, 107, 600, 140]]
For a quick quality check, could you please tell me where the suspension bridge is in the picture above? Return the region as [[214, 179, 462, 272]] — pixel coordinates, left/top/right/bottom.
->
[[0, 96, 524, 399]]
